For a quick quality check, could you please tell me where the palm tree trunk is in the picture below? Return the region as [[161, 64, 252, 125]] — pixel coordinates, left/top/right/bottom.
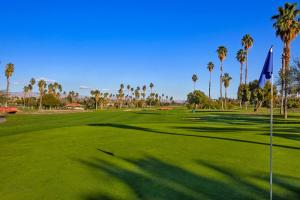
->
[[240, 63, 243, 85], [239, 62, 243, 109], [39, 95, 43, 110], [280, 53, 284, 115], [245, 51, 248, 85], [220, 62, 223, 110], [209, 72, 211, 109], [5, 78, 10, 107], [23, 93, 26, 108], [225, 87, 227, 110], [284, 43, 290, 119], [194, 82, 195, 91], [244, 51, 249, 110]]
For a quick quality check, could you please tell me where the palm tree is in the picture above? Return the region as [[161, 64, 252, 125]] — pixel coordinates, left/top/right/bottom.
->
[[149, 83, 154, 107], [217, 46, 227, 110], [58, 84, 63, 95], [38, 80, 47, 110], [222, 73, 232, 110], [236, 49, 246, 109], [149, 82, 154, 92], [134, 87, 140, 107], [119, 84, 125, 108], [142, 85, 147, 100], [29, 78, 36, 107], [4, 63, 14, 106], [236, 49, 246, 85], [27, 84, 33, 108], [192, 74, 198, 91], [30, 78, 36, 87], [91, 90, 100, 110], [48, 83, 54, 94], [23, 85, 29, 108], [272, 2, 300, 119], [126, 84, 131, 106], [207, 62, 214, 108], [241, 34, 254, 85]]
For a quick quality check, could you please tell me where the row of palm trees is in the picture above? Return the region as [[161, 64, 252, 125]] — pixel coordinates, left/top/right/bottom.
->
[[192, 32, 253, 110], [90, 83, 174, 109], [1, 64, 171, 110], [191, 2, 300, 118]]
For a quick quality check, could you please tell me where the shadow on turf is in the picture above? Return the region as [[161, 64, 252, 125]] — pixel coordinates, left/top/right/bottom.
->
[[260, 133, 300, 141], [184, 113, 300, 126], [78, 156, 300, 200], [88, 123, 300, 150]]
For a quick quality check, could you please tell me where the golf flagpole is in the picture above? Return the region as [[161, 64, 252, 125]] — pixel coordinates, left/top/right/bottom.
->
[[258, 46, 273, 200], [270, 71, 273, 200]]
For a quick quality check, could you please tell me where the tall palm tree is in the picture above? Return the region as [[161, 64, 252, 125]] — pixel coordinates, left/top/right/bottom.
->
[[217, 46, 227, 110], [119, 84, 124, 108], [236, 49, 246, 109], [142, 85, 147, 100], [23, 85, 29, 108], [38, 80, 46, 110], [236, 49, 246, 85], [48, 83, 54, 94], [30, 78, 36, 87], [241, 34, 254, 85], [27, 84, 33, 108], [134, 87, 140, 107], [130, 87, 134, 99], [127, 84, 131, 93], [126, 84, 131, 106], [4, 63, 14, 106], [207, 62, 214, 107], [149, 83, 154, 107], [192, 74, 198, 91], [53, 82, 59, 95], [222, 73, 232, 110], [91, 90, 100, 110], [58, 84, 63, 94], [149, 83, 154, 95], [29, 78, 36, 107], [272, 2, 300, 119]]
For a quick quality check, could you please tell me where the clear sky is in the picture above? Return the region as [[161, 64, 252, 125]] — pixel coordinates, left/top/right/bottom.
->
[[0, 0, 299, 100]]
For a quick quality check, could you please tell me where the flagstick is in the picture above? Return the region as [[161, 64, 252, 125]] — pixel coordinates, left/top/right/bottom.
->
[[270, 75, 273, 200]]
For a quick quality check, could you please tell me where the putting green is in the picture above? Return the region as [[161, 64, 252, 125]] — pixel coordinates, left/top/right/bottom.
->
[[0, 109, 299, 200]]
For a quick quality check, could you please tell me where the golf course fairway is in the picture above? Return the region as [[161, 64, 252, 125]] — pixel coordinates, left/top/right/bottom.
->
[[0, 109, 299, 200]]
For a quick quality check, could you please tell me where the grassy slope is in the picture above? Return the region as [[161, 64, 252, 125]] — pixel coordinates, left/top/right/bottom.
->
[[0, 109, 299, 200]]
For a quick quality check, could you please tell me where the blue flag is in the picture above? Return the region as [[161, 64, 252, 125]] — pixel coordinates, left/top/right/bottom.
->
[[258, 47, 273, 88]]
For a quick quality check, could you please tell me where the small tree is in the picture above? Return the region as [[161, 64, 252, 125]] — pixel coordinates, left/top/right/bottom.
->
[[192, 74, 198, 91], [187, 90, 209, 109], [42, 94, 60, 109]]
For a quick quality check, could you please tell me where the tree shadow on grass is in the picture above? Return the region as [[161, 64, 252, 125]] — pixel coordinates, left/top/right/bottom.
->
[[78, 156, 299, 200], [260, 133, 300, 141], [174, 126, 261, 133], [253, 174, 300, 199], [185, 113, 300, 126], [88, 123, 300, 151]]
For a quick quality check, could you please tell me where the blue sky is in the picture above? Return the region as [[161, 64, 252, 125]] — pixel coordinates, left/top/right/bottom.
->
[[0, 0, 299, 100]]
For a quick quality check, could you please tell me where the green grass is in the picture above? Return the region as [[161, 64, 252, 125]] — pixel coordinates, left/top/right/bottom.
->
[[0, 108, 300, 200]]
